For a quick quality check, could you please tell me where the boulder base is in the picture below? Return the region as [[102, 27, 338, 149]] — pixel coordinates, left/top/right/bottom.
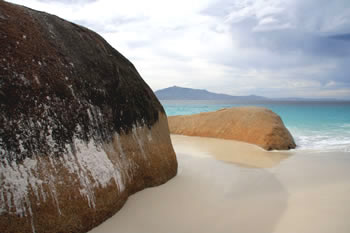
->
[[0, 114, 177, 233]]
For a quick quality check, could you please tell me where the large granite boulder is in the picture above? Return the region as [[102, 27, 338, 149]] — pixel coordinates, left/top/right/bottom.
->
[[0, 2, 177, 233], [168, 107, 296, 150]]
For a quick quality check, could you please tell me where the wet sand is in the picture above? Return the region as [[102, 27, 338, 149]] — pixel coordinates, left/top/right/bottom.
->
[[90, 135, 350, 233]]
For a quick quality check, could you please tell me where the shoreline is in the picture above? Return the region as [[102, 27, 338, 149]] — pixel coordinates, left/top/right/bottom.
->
[[89, 135, 350, 233], [170, 134, 294, 168], [162, 100, 350, 153]]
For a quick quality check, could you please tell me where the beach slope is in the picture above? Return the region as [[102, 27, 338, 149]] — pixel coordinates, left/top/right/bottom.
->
[[89, 135, 350, 233]]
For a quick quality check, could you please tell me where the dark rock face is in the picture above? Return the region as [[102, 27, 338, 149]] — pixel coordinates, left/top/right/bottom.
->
[[0, 1, 163, 162], [0, 2, 177, 233]]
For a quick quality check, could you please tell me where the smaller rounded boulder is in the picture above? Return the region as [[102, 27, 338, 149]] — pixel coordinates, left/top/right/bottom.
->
[[168, 107, 296, 150]]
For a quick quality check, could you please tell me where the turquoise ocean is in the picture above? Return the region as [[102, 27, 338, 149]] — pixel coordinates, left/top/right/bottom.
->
[[161, 100, 350, 152]]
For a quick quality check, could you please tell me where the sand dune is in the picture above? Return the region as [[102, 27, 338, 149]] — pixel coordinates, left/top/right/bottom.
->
[[89, 135, 350, 233]]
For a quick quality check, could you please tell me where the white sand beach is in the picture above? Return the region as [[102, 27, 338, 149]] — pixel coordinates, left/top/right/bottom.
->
[[90, 135, 350, 233]]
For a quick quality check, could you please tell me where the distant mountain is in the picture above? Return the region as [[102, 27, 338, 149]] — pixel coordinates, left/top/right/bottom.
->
[[155, 86, 268, 101], [155, 86, 350, 102]]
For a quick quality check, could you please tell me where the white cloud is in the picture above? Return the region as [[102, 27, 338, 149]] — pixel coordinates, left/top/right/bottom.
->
[[258, 17, 278, 25], [325, 81, 337, 87], [6, 0, 350, 99]]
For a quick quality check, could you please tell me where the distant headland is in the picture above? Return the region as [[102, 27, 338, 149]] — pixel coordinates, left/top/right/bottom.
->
[[155, 86, 267, 101], [155, 86, 348, 102]]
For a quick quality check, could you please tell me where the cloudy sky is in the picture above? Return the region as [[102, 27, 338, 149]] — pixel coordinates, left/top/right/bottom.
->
[[7, 0, 350, 99]]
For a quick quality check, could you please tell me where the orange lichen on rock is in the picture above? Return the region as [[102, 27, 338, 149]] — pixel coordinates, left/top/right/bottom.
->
[[168, 107, 296, 150]]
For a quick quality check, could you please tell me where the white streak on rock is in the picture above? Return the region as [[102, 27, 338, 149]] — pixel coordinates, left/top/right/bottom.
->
[[73, 139, 125, 193], [0, 184, 5, 214], [33, 75, 40, 85], [87, 108, 93, 122], [48, 156, 57, 174], [48, 174, 61, 215], [31, 217, 36, 233], [0, 118, 155, 226], [0, 158, 39, 217], [68, 84, 75, 98], [0, 135, 127, 216], [115, 134, 126, 159], [132, 124, 146, 160], [114, 133, 133, 183], [147, 132, 153, 142]]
